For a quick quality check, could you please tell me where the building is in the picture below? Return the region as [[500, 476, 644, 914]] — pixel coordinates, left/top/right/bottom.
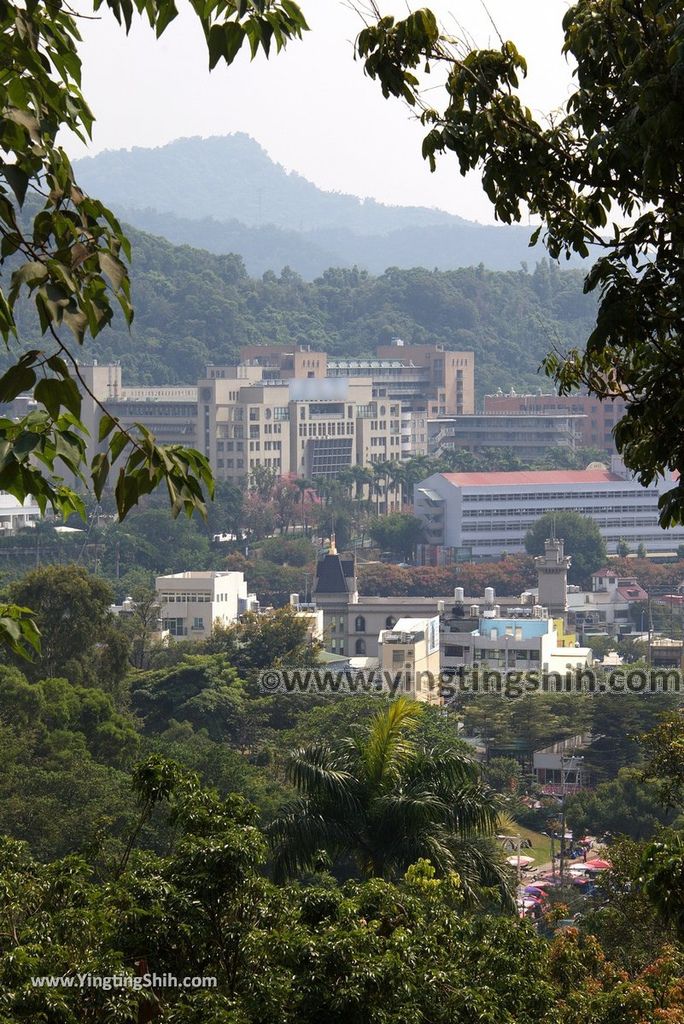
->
[[0, 492, 41, 533], [155, 570, 257, 640], [428, 412, 585, 459], [73, 343, 474, 489], [648, 637, 684, 669], [379, 616, 441, 704], [535, 538, 572, 618], [533, 739, 589, 795], [201, 374, 403, 495], [312, 549, 445, 659], [566, 569, 647, 640], [288, 594, 325, 644], [77, 362, 199, 468], [414, 462, 684, 560], [329, 340, 474, 416], [483, 391, 627, 452], [441, 605, 591, 675]]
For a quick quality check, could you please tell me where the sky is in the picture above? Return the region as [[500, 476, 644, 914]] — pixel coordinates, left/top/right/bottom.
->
[[72, 0, 575, 224]]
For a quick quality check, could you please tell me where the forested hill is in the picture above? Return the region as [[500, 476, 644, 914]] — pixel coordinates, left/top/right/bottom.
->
[[73, 135, 543, 277], [14, 225, 596, 395]]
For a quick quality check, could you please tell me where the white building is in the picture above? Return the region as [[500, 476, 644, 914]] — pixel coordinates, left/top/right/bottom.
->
[[441, 608, 591, 675], [379, 615, 441, 704], [155, 571, 257, 640], [414, 461, 684, 560], [0, 492, 41, 533]]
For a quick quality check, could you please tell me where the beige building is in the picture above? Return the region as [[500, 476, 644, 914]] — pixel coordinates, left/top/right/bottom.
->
[[77, 345, 449, 497], [379, 615, 442, 703], [200, 373, 401, 490], [78, 362, 199, 469]]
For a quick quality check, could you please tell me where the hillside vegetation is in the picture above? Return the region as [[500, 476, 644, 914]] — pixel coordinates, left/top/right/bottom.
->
[[13, 228, 596, 394]]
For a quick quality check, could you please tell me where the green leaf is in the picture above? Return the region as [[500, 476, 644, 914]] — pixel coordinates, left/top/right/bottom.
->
[[98, 414, 118, 441], [91, 452, 110, 499], [0, 361, 37, 402], [2, 164, 29, 206]]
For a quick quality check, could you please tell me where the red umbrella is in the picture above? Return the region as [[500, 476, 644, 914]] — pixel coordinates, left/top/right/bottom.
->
[[585, 858, 611, 870]]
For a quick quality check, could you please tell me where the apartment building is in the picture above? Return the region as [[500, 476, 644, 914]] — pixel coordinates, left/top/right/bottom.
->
[[414, 462, 684, 559], [483, 391, 627, 452], [155, 570, 257, 640], [200, 374, 402, 497]]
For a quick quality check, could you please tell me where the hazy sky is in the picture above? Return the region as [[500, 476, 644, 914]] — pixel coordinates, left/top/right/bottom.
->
[[73, 0, 574, 223]]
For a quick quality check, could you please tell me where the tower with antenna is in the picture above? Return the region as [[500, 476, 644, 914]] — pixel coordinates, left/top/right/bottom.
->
[[535, 536, 571, 618]]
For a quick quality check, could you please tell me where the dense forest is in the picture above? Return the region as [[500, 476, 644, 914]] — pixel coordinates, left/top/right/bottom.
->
[[13, 226, 596, 394]]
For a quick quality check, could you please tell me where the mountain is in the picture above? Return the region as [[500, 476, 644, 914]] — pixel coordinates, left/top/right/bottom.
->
[[73, 134, 542, 278]]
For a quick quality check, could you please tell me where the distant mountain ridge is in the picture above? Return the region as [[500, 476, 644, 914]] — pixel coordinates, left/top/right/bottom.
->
[[74, 134, 543, 278]]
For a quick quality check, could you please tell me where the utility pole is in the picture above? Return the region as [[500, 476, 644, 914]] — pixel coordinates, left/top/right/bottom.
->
[[559, 753, 583, 888], [559, 754, 568, 888]]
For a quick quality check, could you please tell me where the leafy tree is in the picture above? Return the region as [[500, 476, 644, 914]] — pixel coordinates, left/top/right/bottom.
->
[[484, 756, 523, 794], [587, 694, 679, 779], [258, 535, 315, 567], [130, 654, 247, 741], [369, 511, 425, 560], [642, 710, 684, 808], [250, 463, 278, 501], [566, 768, 679, 841], [204, 478, 244, 539], [358, 0, 684, 527], [581, 837, 681, 974], [122, 583, 161, 669], [639, 831, 684, 942], [203, 605, 320, 675], [8, 564, 120, 682], [102, 503, 214, 576], [525, 510, 607, 585], [2, 752, 684, 1020], [269, 696, 512, 905]]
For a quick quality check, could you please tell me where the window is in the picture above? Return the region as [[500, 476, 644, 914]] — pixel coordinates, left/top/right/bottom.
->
[[162, 617, 185, 637], [392, 649, 404, 664], [355, 615, 366, 632], [192, 616, 205, 631], [386, 616, 396, 629], [355, 638, 366, 655]]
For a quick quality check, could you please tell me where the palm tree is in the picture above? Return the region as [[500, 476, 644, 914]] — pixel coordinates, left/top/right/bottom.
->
[[385, 460, 405, 512], [269, 698, 513, 906], [292, 477, 312, 535], [350, 464, 373, 502]]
